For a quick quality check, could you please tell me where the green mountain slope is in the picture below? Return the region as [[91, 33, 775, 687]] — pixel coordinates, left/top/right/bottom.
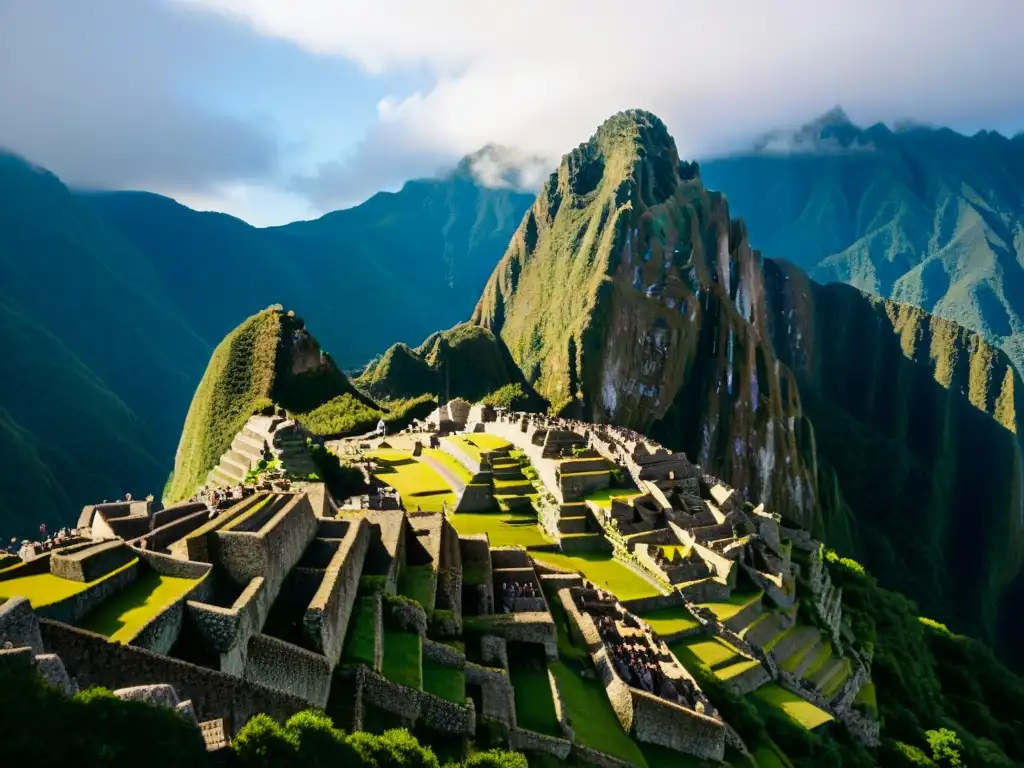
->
[[699, 110, 1024, 370], [84, 165, 534, 367], [358, 322, 540, 407], [472, 109, 1024, 662], [0, 151, 211, 537], [165, 306, 387, 502]]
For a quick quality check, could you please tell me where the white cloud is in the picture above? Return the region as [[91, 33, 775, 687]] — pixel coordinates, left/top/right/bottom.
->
[[175, 0, 1024, 179]]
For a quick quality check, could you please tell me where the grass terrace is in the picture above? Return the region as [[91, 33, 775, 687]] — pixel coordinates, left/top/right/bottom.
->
[[422, 658, 465, 703], [697, 590, 763, 622], [0, 558, 139, 609], [341, 597, 377, 666], [397, 564, 437, 612], [580, 487, 644, 509], [367, 449, 457, 513], [672, 636, 745, 670], [421, 448, 474, 485], [448, 510, 552, 549], [637, 604, 701, 637], [534, 551, 662, 600], [443, 434, 510, 463], [853, 679, 877, 715], [382, 629, 422, 689], [77, 568, 204, 642], [753, 683, 834, 730]]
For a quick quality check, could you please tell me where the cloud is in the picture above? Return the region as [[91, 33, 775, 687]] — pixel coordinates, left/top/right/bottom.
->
[[178, 0, 1024, 204], [0, 0, 279, 193]]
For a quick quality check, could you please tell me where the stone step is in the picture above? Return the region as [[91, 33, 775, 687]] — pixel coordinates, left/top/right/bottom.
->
[[243, 426, 273, 445], [226, 449, 257, 471], [789, 637, 823, 677], [769, 626, 819, 667], [724, 597, 763, 633], [208, 465, 238, 488], [811, 656, 847, 694], [741, 611, 789, 650], [557, 516, 589, 534], [492, 480, 534, 496], [220, 454, 250, 478], [232, 433, 266, 459]]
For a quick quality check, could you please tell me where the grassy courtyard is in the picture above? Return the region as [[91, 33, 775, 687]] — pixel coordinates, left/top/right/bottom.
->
[[382, 629, 422, 689], [0, 558, 139, 609], [77, 568, 204, 642], [367, 450, 457, 512], [421, 447, 474, 484], [579, 487, 644, 508], [443, 434, 511, 463], [697, 590, 763, 622], [422, 658, 465, 703], [753, 683, 834, 730]]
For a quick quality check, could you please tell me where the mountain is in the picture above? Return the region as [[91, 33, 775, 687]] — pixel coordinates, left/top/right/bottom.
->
[[165, 306, 395, 502], [83, 167, 534, 368], [472, 109, 1024, 662], [699, 110, 1024, 370], [358, 322, 540, 408], [0, 147, 530, 536], [0, 151, 211, 538]]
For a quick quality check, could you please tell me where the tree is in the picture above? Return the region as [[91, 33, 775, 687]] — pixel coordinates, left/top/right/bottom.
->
[[926, 728, 965, 768]]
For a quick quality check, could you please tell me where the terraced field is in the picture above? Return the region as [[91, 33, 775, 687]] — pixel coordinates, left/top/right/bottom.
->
[[77, 568, 203, 641]]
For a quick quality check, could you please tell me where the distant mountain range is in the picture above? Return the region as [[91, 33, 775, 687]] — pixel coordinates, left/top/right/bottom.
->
[[700, 108, 1024, 370], [0, 148, 531, 537]]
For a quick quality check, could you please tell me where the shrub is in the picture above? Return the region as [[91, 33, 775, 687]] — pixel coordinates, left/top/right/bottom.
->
[[359, 575, 388, 596], [348, 728, 440, 768], [233, 713, 300, 767], [463, 749, 529, 768]]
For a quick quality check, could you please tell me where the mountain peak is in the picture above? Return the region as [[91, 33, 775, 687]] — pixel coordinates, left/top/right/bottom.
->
[[452, 144, 553, 191], [751, 106, 874, 155]]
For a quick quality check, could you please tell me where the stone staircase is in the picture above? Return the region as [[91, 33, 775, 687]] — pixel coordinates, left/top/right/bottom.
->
[[207, 414, 318, 489]]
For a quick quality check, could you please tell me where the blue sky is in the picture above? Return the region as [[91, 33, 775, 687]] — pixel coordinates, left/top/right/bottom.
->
[[1, 0, 1023, 227]]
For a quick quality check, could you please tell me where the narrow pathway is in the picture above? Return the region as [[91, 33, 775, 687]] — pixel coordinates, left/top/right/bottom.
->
[[418, 454, 467, 494]]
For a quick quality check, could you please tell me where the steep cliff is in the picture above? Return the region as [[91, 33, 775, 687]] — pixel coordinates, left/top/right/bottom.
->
[[165, 306, 380, 502], [473, 110, 1024, 655]]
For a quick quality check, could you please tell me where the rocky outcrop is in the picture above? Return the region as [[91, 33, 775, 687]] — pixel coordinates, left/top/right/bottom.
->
[[471, 109, 1024, 656]]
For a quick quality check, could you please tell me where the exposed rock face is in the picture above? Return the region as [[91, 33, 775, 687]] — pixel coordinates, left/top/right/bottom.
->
[[473, 109, 1024, 655], [474, 110, 815, 523]]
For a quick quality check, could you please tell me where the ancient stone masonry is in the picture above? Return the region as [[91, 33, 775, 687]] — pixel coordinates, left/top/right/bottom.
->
[[809, 544, 843, 645]]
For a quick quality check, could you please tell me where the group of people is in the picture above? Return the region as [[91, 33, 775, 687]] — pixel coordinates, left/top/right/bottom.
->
[[499, 579, 540, 612], [3, 525, 80, 559]]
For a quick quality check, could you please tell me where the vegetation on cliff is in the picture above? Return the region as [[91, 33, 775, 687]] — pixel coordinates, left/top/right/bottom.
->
[[359, 323, 543, 409], [471, 109, 1024, 667], [700, 112, 1024, 371], [164, 307, 387, 502]]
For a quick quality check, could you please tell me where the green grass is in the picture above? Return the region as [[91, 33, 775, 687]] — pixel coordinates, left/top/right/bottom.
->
[[800, 641, 833, 679], [636, 605, 701, 637], [753, 683, 834, 730], [444, 434, 510, 463], [672, 637, 743, 670], [533, 550, 661, 600], [696, 590, 763, 622], [449, 510, 552, 549], [422, 447, 473, 484], [382, 630, 422, 689], [0, 558, 139, 609], [750, 735, 794, 768], [853, 680, 877, 714], [715, 659, 763, 681], [493, 477, 529, 489], [367, 449, 457, 512], [398, 564, 436, 612], [549, 660, 648, 766], [579, 487, 643, 509], [508, 655, 561, 737], [422, 658, 465, 703], [342, 597, 377, 665], [76, 568, 203, 641]]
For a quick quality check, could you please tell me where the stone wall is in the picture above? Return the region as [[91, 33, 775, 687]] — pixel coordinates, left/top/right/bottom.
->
[[358, 665, 475, 734], [215, 493, 318, 602], [509, 728, 572, 759], [465, 662, 515, 724], [479, 634, 508, 670], [243, 632, 333, 706], [50, 540, 135, 583], [559, 471, 610, 502], [39, 619, 309, 734], [302, 519, 370, 665], [456, 483, 493, 513], [423, 638, 465, 668], [0, 597, 44, 653], [460, 535, 493, 615], [436, 519, 463, 617], [186, 576, 268, 667], [130, 572, 212, 654], [38, 559, 140, 625], [135, 510, 211, 553], [440, 438, 483, 475], [472, 613, 558, 659]]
